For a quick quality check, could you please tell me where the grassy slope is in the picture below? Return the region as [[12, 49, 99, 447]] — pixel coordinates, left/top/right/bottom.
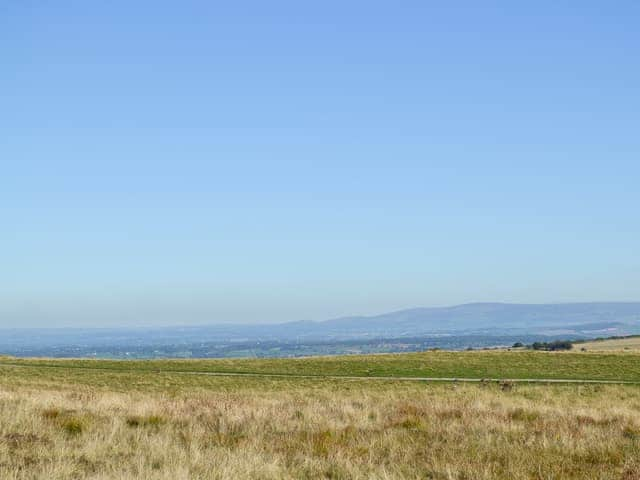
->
[[579, 336, 640, 351], [2, 350, 640, 381]]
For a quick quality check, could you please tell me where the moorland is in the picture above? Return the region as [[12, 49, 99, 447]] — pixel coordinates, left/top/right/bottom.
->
[[1, 351, 640, 479]]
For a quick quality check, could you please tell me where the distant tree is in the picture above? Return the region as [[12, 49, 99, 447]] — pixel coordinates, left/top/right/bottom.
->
[[549, 340, 573, 351], [512, 342, 523, 348], [530, 340, 573, 351]]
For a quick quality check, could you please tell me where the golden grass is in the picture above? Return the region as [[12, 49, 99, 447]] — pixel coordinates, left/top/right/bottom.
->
[[579, 337, 640, 352], [2, 364, 640, 479]]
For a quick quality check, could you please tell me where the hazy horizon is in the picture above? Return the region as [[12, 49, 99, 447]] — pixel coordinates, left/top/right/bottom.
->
[[3, 2, 639, 328], [2, 300, 640, 330]]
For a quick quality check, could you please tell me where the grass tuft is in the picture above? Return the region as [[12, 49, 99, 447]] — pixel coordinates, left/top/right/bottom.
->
[[42, 408, 61, 420], [62, 417, 84, 436], [126, 414, 165, 428], [509, 407, 540, 422], [623, 425, 640, 439]]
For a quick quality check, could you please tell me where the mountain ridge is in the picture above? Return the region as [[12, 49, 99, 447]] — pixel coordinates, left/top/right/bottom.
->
[[317, 301, 640, 332]]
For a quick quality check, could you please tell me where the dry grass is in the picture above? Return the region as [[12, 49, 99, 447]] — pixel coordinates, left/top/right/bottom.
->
[[579, 337, 640, 352], [2, 366, 640, 479]]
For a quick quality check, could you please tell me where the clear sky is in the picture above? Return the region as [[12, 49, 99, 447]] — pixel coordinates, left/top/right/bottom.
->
[[2, 1, 639, 327]]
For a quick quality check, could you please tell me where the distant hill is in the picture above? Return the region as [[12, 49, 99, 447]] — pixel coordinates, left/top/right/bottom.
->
[[2, 303, 640, 351], [314, 302, 640, 337]]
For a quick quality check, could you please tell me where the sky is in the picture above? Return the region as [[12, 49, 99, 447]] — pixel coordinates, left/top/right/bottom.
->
[[1, 1, 639, 328]]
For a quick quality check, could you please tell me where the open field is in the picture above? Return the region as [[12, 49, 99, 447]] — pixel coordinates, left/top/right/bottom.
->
[[2, 352, 640, 479], [3, 349, 640, 383], [578, 336, 640, 352]]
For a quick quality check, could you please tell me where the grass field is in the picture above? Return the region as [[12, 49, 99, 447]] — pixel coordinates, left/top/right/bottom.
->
[[2, 352, 640, 479], [3, 349, 640, 382], [578, 336, 640, 352]]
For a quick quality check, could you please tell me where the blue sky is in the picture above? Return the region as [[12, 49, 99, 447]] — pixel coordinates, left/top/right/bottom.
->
[[2, 1, 639, 327]]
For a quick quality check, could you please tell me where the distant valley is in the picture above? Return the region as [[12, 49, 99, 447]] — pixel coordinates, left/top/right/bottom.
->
[[2, 302, 640, 358]]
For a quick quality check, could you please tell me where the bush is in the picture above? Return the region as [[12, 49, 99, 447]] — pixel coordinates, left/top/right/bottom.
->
[[530, 340, 573, 351]]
